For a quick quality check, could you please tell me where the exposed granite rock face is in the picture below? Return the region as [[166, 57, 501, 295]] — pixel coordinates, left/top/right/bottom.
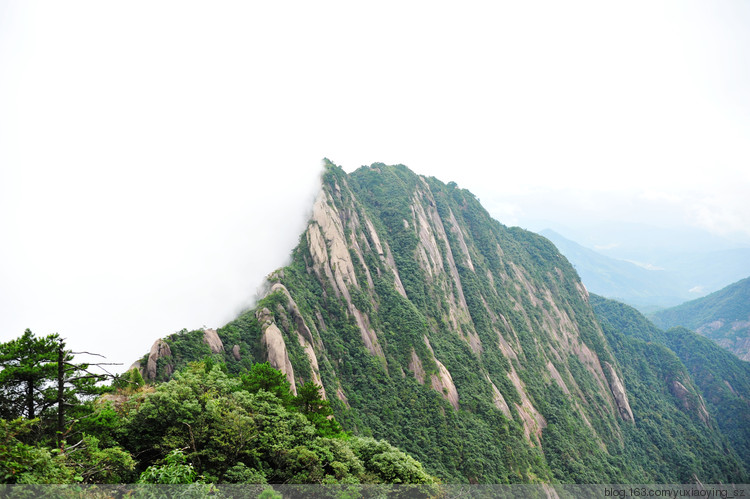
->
[[431, 359, 459, 411], [410, 184, 478, 353], [547, 360, 570, 395], [650, 278, 750, 362], [724, 380, 738, 396], [487, 375, 512, 419], [297, 331, 326, 399], [307, 189, 384, 360], [604, 362, 634, 422], [265, 163, 630, 451], [202, 328, 224, 354], [128, 360, 142, 373], [694, 317, 750, 361], [364, 216, 407, 299], [408, 348, 426, 384], [671, 380, 710, 425], [257, 307, 297, 395], [712, 330, 750, 362], [422, 336, 459, 410], [336, 386, 350, 407], [508, 365, 547, 445], [146, 339, 172, 380], [131, 162, 659, 483], [271, 283, 315, 346], [269, 282, 327, 398]]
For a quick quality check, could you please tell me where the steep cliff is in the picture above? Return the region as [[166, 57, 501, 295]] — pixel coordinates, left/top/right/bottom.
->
[[223, 162, 633, 482], [138, 161, 748, 483]]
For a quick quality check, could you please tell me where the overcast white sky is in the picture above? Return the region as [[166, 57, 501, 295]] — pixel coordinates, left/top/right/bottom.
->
[[1, 1, 749, 371]]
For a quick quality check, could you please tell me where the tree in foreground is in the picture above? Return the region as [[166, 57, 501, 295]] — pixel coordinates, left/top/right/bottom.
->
[[118, 361, 436, 484], [0, 330, 59, 421], [0, 329, 116, 446], [1, 328, 435, 485]]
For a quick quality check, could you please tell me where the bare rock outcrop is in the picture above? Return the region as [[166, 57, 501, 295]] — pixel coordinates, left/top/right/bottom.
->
[[202, 328, 224, 354], [297, 332, 326, 399], [604, 362, 634, 422], [364, 216, 407, 299], [336, 386, 350, 408], [422, 337, 459, 410], [309, 191, 360, 300], [146, 339, 172, 380], [257, 307, 297, 395], [231, 344, 241, 361], [408, 348, 426, 385], [410, 185, 478, 353], [447, 207, 474, 272], [724, 380, 738, 396], [431, 359, 460, 411], [508, 366, 547, 445], [307, 190, 384, 360], [486, 375, 512, 418], [128, 360, 142, 373], [547, 361, 571, 395], [271, 283, 315, 346], [671, 380, 710, 425]]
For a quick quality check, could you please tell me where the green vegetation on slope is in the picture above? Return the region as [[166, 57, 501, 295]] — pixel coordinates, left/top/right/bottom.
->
[[29, 160, 750, 486], [0, 330, 435, 485], [133, 161, 750, 484], [592, 295, 749, 480], [664, 327, 750, 470], [650, 277, 750, 360]]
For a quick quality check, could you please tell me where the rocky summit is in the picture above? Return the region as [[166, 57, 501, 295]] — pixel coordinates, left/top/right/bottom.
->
[[138, 161, 750, 483]]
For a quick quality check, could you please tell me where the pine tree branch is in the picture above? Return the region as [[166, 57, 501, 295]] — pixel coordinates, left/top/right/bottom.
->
[[64, 438, 85, 453], [70, 351, 107, 358]]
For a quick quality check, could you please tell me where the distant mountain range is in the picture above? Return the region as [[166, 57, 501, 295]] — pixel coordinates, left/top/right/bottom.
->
[[650, 277, 750, 361], [540, 229, 750, 313]]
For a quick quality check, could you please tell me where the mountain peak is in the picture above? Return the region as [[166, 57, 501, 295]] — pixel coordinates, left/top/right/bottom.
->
[[133, 161, 750, 484]]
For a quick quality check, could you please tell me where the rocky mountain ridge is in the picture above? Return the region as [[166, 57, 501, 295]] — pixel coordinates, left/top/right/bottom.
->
[[135, 161, 748, 483]]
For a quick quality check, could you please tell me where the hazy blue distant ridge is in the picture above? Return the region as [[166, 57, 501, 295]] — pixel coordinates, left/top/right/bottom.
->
[[539, 229, 688, 312], [539, 229, 750, 314]]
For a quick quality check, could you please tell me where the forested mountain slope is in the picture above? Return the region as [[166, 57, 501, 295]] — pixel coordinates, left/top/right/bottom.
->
[[591, 296, 749, 478], [650, 277, 750, 361], [138, 161, 748, 483]]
